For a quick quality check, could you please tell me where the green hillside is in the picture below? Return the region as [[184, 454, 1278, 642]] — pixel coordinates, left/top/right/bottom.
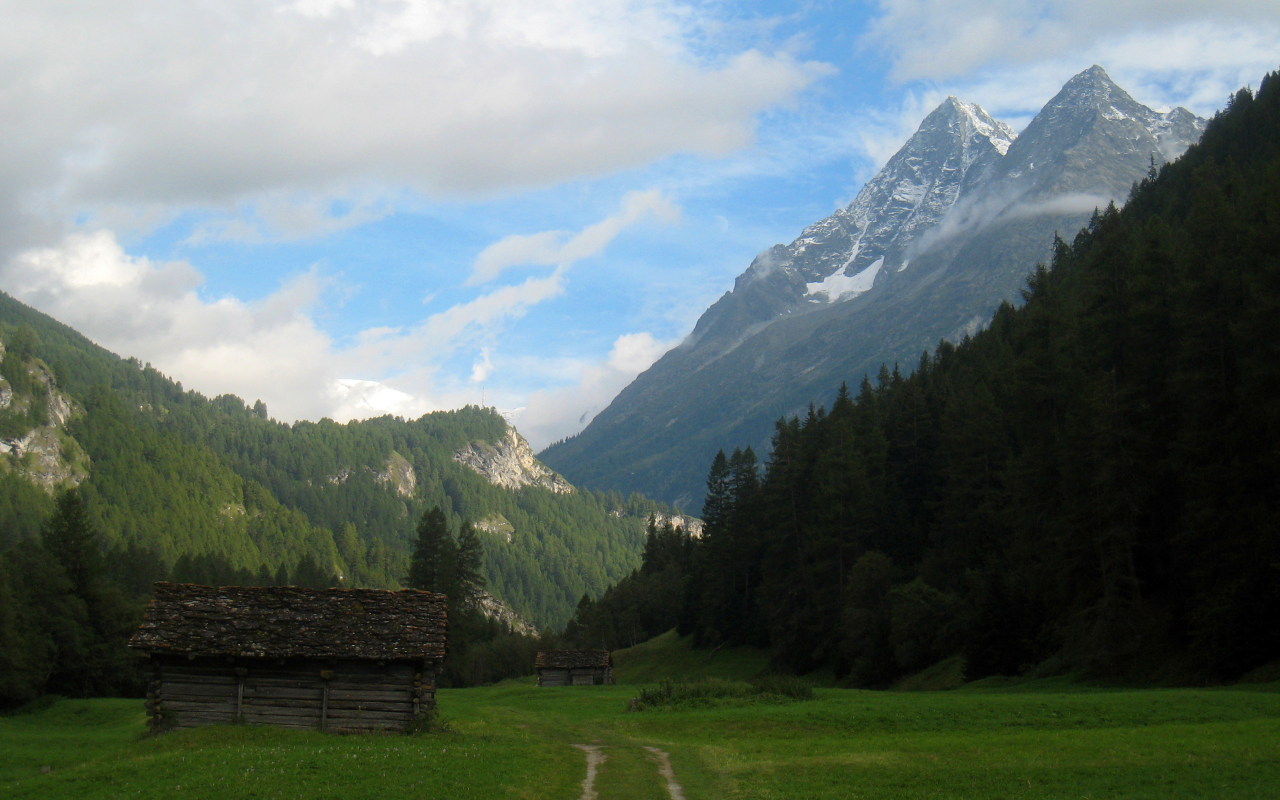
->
[[0, 292, 673, 629]]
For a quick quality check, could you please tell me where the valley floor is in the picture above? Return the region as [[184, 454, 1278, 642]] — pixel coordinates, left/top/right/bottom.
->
[[2, 677, 1279, 799]]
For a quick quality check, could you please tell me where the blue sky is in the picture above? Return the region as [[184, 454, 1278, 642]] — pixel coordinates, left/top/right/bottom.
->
[[2, 0, 1277, 448]]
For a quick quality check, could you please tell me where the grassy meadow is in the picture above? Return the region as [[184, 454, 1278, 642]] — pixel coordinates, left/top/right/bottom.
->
[[3, 635, 1279, 799]]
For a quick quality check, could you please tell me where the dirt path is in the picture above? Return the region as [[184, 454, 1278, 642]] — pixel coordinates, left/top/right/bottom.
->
[[573, 744, 606, 800], [644, 747, 687, 800]]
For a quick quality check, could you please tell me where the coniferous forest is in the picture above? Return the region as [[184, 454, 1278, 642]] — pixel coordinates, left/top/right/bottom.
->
[[566, 72, 1280, 684]]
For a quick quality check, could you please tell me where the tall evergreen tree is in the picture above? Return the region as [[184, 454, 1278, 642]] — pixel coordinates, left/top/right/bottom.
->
[[406, 506, 455, 596], [452, 521, 486, 610]]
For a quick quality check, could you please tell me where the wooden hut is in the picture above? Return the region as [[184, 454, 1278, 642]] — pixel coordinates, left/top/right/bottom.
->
[[535, 650, 613, 686], [129, 582, 447, 733]]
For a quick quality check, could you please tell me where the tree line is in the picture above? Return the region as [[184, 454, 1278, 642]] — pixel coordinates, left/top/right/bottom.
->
[[0, 494, 553, 708], [564, 72, 1280, 684]]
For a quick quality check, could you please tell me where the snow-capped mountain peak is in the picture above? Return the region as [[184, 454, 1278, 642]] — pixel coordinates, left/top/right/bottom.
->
[[732, 95, 1017, 311]]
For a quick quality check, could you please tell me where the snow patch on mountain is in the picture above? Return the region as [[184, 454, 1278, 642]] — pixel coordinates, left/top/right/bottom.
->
[[806, 257, 885, 301]]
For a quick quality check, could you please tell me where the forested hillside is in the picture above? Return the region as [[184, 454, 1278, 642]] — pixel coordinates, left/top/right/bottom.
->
[[567, 72, 1280, 684], [0, 291, 674, 631]]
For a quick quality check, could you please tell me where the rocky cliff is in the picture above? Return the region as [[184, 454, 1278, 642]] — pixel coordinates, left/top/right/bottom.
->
[[454, 426, 574, 494], [0, 341, 90, 492]]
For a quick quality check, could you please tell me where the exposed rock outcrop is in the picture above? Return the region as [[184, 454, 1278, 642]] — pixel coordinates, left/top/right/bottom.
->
[[453, 427, 573, 494], [375, 451, 417, 499], [609, 509, 705, 538], [477, 592, 538, 636], [474, 514, 515, 543], [0, 355, 89, 491], [322, 451, 418, 499], [655, 513, 704, 539]]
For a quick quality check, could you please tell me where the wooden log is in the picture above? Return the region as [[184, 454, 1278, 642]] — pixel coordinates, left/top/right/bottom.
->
[[161, 701, 238, 714], [323, 700, 413, 712], [160, 693, 236, 704], [324, 708, 414, 719], [239, 677, 329, 690], [241, 697, 323, 710], [328, 672, 414, 683], [325, 686, 409, 696], [242, 686, 325, 700], [158, 672, 238, 685], [239, 712, 322, 727], [160, 682, 239, 697]]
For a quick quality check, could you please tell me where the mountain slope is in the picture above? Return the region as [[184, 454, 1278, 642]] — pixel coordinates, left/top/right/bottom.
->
[[541, 66, 1206, 509], [0, 295, 677, 628]]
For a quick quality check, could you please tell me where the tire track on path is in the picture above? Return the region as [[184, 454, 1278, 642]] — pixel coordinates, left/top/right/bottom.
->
[[644, 747, 686, 800], [572, 744, 605, 800]]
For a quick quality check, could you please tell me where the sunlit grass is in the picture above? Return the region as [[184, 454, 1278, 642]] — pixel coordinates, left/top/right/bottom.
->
[[3, 674, 1279, 799]]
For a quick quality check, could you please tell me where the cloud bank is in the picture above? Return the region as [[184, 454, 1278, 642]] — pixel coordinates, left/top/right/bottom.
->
[[0, 0, 823, 248], [0, 188, 680, 440]]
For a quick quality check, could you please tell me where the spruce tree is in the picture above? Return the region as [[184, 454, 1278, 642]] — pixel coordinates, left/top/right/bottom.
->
[[452, 521, 485, 610], [407, 506, 456, 596]]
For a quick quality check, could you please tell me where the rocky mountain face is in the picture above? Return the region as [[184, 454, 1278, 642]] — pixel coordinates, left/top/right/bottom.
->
[[541, 66, 1206, 510], [0, 340, 89, 492], [454, 426, 574, 494]]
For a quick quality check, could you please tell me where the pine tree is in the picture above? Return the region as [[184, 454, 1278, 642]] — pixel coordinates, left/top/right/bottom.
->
[[453, 521, 486, 610], [407, 506, 456, 596], [41, 490, 100, 597]]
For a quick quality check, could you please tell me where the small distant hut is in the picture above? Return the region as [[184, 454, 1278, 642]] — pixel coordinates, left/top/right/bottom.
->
[[535, 650, 613, 686], [129, 582, 447, 733]]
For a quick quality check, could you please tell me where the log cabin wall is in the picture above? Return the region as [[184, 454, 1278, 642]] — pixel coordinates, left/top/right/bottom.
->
[[147, 655, 440, 733], [131, 583, 448, 734], [535, 666, 613, 686], [533, 650, 614, 686]]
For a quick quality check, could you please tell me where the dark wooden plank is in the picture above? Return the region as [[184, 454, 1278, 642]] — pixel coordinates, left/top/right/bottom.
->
[[161, 700, 238, 712], [324, 700, 413, 713], [325, 714, 413, 723], [241, 678, 327, 690], [329, 672, 414, 684], [243, 687, 325, 700], [245, 720, 319, 731], [159, 672, 237, 685], [242, 698, 323, 710], [326, 690, 411, 702], [239, 713, 321, 727], [328, 687, 412, 697], [162, 683, 238, 697], [170, 708, 237, 718], [161, 693, 237, 704]]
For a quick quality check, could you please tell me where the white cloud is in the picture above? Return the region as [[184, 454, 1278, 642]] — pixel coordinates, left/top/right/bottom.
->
[[329, 379, 432, 421], [0, 0, 823, 251], [469, 189, 680, 284], [865, 0, 1278, 84], [1, 229, 511, 423], [3, 231, 344, 420], [0, 185, 673, 430], [518, 331, 672, 449], [470, 348, 494, 383], [849, 16, 1280, 178]]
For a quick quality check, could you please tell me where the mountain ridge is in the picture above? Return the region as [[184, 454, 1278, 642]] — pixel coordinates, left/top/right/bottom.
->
[[541, 66, 1206, 510], [0, 292, 682, 628]]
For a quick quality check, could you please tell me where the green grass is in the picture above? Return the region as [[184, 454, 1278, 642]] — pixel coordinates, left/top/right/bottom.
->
[[3, 677, 1279, 798]]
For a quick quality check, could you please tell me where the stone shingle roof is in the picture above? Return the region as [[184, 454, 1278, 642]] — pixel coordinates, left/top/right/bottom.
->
[[534, 649, 611, 669], [128, 582, 448, 661]]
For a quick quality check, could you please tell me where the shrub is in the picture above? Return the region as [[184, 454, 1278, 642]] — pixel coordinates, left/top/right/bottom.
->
[[633, 675, 811, 710]]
